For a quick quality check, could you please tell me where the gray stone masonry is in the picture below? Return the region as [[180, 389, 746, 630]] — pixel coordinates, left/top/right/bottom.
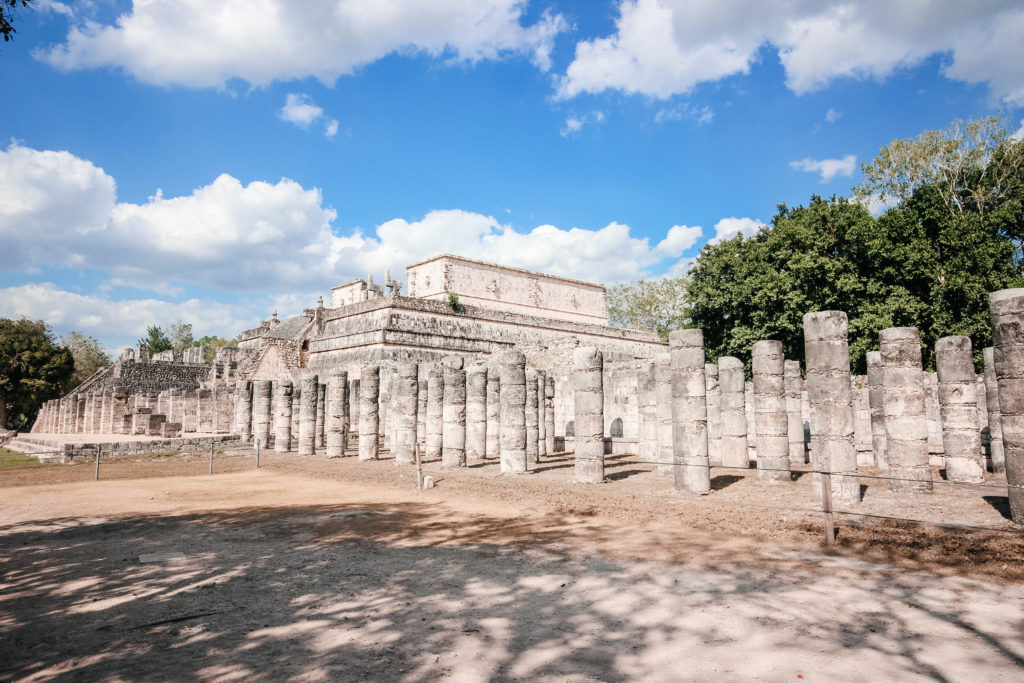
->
[[574, 347, 605, 484], [655, 352, 673, 473], [639, 361, 657, 462], [984, 347, 1006, 474], [273, 380, 294, 453], [804, 310, 860, 509], [235, 380, 253, 442], [925, 371, 944, 459], [486, 365, 501, 457], [880, 327, 932, 493], [253, 380, 272, 449], [784, 360, 805, 467], [298, 375, 318, 455], [853, 376, 873, 466], [753, 340, 790, 483], [977, 373, 990, 457], [537, 369, 547, 458], [350, 379, 360, 436], [426, 365, 444, 460], [417, 367, 428, 449], [719, 356, 748, 470], [197, 389, 213, 433], [988, 288, 1024, 524], [745, 380, 756, 461], [545, 374, 556, 455], [866, 351, 888, 470], [705, 363, 722, 464], [670, 330, 710, 494], [936, 336, 985, 483], [394, 362, 419, 465], [326, 372, 348, 458], [290, 386, 301, 447], [359, 365, 380, 461], [442, 356, 467, 468], [466, 364, 487, 460], [499, 350, 528, 474], [316, 382, 326, 449], [526, 368, 540, 464]]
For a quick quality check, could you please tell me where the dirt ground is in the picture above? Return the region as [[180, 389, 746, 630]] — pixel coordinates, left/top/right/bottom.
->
[[2, 449, 1023, 681]]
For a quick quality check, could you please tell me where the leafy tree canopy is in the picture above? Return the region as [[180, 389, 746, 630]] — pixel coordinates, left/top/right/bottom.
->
[[607, 277, 688, 341], [168, 320, 194, 352], [0, 318, 73, 430], [194, 335, 238, 363], [139, 325, 173, 355], [62, 331, 111, 389], [1, 1, 30, 43]]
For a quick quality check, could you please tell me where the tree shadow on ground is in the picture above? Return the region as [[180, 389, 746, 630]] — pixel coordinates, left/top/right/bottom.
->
[[984, 496, 1013, 521], [711, 475, 744, 491]]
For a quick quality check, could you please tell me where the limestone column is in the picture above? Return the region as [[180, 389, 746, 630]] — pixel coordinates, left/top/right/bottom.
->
[[784, 360, 805, 466], [442, 357, 467, 468], [326, 372, 348, 458], [745, 380, 756, 460], [426, 365, 444, 460], [705, 363, 722, 464], [316, 382, 327, 449], [719, 356, 748, 469], [91, 391, 103, 433], [544, 374, 556, 455], [466, 364, 487, 460], [298, 375, 318, 455], [638, 361, 657, 462], [359, 365, 379, 461], [499, 350, 528, 474], [804, 311, 860, 508], [486, 365, 501, 458], [753, 340, 789, 483], [670, 330, 711, 494], [989, 288, 1024, 523], [983, 347, 1006, 474], [416, 366, 428, 450], [253, 380, 272, 449], [273, 380, 294, 453], [924, 372, 944, 459], [526, 368, 540, 464], [935, 336, 985, 483], [977, 373, 990, 459], [866, 351, 888, 469], [574, 347, 605, 483], [655, 352, 673, 473], [290, 385, 301, 447], [537, 369, 547, 459], [880, 327, 932, 493], [235, 381, 253, 442], [392, 363, 418, 465], [350, 379, 360, 437]]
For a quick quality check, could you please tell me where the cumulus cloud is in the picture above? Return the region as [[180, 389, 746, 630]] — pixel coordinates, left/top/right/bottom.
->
[[279, 93, 324, 128], [37, 0, 568, 88], [790, 154, 857, 183], [825, 108, 841, 123], [557, 0, 1024, 106], [655, 224, 702, 258], [708, 217, 765, 245], [654, 103, 713, 125], [560, 111, 605, 137]]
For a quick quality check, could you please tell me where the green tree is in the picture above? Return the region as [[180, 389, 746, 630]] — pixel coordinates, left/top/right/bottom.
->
[[61, 331, 112, 389], [607, 277, 689, 340], [194, 335, 238, 363], [0, 318, 73, 429], [168, 320, 194, 352], [139, 325, 172, 355], [1, 1, 30, 42]]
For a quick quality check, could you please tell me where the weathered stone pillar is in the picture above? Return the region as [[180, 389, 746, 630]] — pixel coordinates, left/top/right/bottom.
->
[[76, 395, 86, 433], [983, 347, 1006, 474], [416, 366, 428, 450], [804, 311, 860, 508], [719, 356, 748, 469], [526, 368, 540, 464], [705, 363, 722, 464], [392, 363, 418, 465], [753, 340, 790, 483], [537, 369, 547, 458], [91, 391, 103, 433], [426, 365, 444, 460], [745, 380, 756, 460], [670, 330, 711, 494], [350, 379, 360, 437], [290, 385, 301, 443], [252, 380, 272, 448], [784, 360, 804, 466], [358, 365, 379, 461], [655, 352, 673, 473], [442, 357, 467, 468], [298, 375, 318, 455], [924, 371, 944, 460], [499, 350, 528, 474], [326, 372, 348, 458], [989, 288, 1024, 523], [273, 380, 294, 453], [866, 351, 888, 469], [486, 364, 501, 458], [638, 361, 657, 462], [574, 347, 605, 483], [544, 374, 556, 455], [880, 327, 932, 493], [977, 373, 990, 458], [466, 364, 487, 460], [235, 381, 253, 442], [316, 382, 326, 449], [936, 336, 985, 483]]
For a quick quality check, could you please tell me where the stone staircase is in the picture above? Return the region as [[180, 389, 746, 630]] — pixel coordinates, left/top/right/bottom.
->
[[2, 435, 66, 462]]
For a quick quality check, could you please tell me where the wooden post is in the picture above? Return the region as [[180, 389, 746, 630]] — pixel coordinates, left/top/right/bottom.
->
[[94, 451, 100, 481], [209, 443, 214, 475], [821, 471, 835, 546]]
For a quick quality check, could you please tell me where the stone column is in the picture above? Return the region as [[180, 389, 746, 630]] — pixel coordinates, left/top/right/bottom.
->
[[705, 363, 722, 464], [526, 368, 540, 464], [745, 380, 756, 460], [880, 327, 932, 493], [442, 357, 467, 468], [392, 362, 418, 465], [638, 361, 657, 462], [544, 374, 556, 455], [670, 330, 710, 494], [574, 347, 605, 483], [486, 365, 501, 458], [784, 360, 805, 466], [989, 288, 1024, 523], [316, 382, 327, 449], [655, 352, 673, 473], [466, 364, 487, 460], [924, 372, 944, 460], [866, 352, 888, 469], [350, 379, 360, 437], [416, 366, 428, 450], [91, 391, 103, 433], [983, 347, 1006, 474], [804, 311, 860, 508], [719, 356, 748, 469], [753, 340, 789, 483], [298, 375, 318, 455], [935, 336, 985, 483], [499, 350, 528, 474], [358, 366, 379, 461], [341, 375, 351, 454], [537, 369, 547, 458], [235, 381, 253, 442], [426, 365, 444, 460], [290, 385, 301, 446], [253, 380, 272, 449], [977, 374, 990, 459], [273, 380, 294, 453], [326, 372, 348, 458]]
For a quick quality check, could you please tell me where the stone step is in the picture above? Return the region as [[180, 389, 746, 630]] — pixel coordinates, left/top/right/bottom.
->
[[3, 439, 65, 462]]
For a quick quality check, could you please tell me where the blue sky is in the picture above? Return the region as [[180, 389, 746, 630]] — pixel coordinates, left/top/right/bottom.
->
[[2, 0, 1023, 351]]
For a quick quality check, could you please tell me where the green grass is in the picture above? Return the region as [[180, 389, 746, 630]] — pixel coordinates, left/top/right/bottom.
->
[[0, 450, 41, 468]]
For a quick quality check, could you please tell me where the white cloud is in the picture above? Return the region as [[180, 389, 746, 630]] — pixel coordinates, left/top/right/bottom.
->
[[38, 0, 568, 88], [654, 103, 713, 125], [560, 111, 605, 137], [854, 192, 901, 217], [324, 118, 339, 138], [279, 93, 324, 128], [825, 107, 841, 123], [790, 154, 857, 183], [1012, 119, 1024, 141], [655, 224, 702, 258], [708, 217, 765, 245], [557, 0, 1024, 106]]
